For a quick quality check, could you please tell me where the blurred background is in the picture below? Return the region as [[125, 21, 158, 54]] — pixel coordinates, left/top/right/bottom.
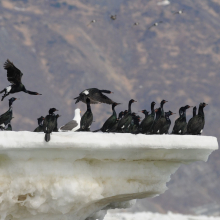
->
[[0, 0, 219, 216]]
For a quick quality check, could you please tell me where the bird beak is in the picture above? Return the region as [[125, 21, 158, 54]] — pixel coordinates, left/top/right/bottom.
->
[[111, 92, 114, 94], [133, 100, 137, 102], [172, 113, 176, 115]]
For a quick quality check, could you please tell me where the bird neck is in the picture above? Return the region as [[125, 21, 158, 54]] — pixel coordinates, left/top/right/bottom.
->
[[151, 104, 155, 116], [160, 102, 165, 117], [87, 101, 91, 112], [156, 108, 161, 119], [193, 108, 197, 117], [198, 106, 204, 117], [128, 102, 132, 113], [179, 108, 186, 119], [112, 105, 117, 117]]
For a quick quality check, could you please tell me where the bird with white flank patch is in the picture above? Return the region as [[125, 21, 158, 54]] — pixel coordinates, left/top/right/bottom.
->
[[0, 59, 42, 101], [74, 88, 116, 105]]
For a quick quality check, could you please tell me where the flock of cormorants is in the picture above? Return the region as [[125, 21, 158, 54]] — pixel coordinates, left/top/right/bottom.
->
[[0, 60, 207, 142]]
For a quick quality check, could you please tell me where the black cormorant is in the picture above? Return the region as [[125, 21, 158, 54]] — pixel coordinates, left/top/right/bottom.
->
[[110, 15, 117, 20], [109, 111, 124, 132], [76, 98, 93, 131], [0, 60, 42, 101], [187, 103, 207, 135], [148, 21, 163, 30], [74, 88, 115, 105], [116, 99, 137, 132], [33, 116, 45, 132], [160, 111, 175, 134], [43, 108, 58, 142], [172, 105, 192, 134], [152, 100, 168, 134], [0, 97, 17, 127], [93, 103, 120, 132], [140, 102, 156, 134]]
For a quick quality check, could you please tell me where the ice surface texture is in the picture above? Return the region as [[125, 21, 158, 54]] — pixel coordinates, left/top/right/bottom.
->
[[105, 211, 220, 220], [0, 132, 217, 220]]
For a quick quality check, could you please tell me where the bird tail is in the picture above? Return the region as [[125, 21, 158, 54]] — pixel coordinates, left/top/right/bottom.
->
[[45, 133, 50, 142], [93, 128, 101, 132]]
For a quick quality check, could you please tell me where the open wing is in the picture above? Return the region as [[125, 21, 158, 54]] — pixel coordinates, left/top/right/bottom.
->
[[4, 59, 23, 84], [90, 92, 115, 105], [60, 120, 78, 131]]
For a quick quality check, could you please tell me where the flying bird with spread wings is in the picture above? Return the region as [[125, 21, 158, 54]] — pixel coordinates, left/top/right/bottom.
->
[[148, 21, 163, 30], [0, 59, 42, 101]]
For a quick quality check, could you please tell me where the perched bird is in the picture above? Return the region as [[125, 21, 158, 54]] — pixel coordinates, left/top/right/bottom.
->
[[152, 100, 168, 134], [139, 110, 149, 118], [53, 114, 61, 132], [59, 108, 81, 132], [172, 105, 192, 134], [43, 108, 58, 142], [140, 102, 156, 134], [160, 111, 175, 134], [0, 60, 42, 101], [173, 9, 184, 15], [76, 98, 93, 131], [187, 103, 207, 135], [0, 97, 17, 128], [110, 15, 117, 20], [33, 116, 45, 132], [133, 22, 139, 26], [93, 103, 120, 132], [109, 111, 124, 132], [87, 20, 96, 26], [74, 88, 115, 105], [117, 99, 137, 132], [148, 21, 163, 30]]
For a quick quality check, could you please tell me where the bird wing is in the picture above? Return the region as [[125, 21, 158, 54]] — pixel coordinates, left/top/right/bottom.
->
[[187, 116, 203, 134], [60, 120, 78, 131], [0, 109, 12, 125], [4, 59, 23, 84], [90, 92, 115, 105]]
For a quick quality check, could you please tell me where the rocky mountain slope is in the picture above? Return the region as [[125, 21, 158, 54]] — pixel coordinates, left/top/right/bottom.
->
[[0, 0, 219, 215]]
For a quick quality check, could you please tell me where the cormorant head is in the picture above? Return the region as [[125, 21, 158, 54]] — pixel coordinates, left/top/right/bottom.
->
[[151, 101, 156, 106], [118, 111, 124, 118], [9, 97, 17, 107], [49, 108, 58, 115], [113, 103, 120, 108], [161, 100, 168, 104], [129, 99, 137, 104], [37, 116, 45, 126], [202, 102, 208, 107], [184, 105, 193, 109]]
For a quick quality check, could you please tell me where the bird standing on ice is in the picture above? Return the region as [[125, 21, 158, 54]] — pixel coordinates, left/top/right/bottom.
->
[[43, 108, 58, 142], [0, 59, 42, 101], [59, 108, 81, 132]]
